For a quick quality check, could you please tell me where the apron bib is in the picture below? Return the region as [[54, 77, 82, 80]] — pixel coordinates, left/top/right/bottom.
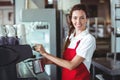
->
[[62, 40, 90, 80]]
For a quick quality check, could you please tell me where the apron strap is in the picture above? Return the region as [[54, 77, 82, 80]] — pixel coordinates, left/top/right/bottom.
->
[[75, 40, 81, 49]]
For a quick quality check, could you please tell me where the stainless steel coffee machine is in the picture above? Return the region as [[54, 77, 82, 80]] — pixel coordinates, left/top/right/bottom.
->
[[20, 8, 62, 80], [0, 45, 36, 80]]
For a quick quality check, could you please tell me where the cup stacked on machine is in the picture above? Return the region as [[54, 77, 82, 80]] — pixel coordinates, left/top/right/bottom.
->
[[0, 25, 6, 45], [0, 24, 19, 45]]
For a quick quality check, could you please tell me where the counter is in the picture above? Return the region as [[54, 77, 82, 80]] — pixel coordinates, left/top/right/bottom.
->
[[92, 57, 120, 80]]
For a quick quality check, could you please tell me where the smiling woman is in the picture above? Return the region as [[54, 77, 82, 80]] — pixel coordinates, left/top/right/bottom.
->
[[33, 4, 96, 80]]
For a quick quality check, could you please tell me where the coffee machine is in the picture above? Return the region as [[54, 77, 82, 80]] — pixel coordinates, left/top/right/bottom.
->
[[20, 8, 62, 80], [0, 45, 37, 80]]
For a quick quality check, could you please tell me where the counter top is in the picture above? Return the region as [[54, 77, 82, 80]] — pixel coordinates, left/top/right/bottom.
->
[[92, 57, 120, 75]]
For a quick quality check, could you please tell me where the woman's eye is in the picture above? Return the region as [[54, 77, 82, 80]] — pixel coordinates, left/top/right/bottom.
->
[[73, 16, 77, 20], [72, 16, 86, 20], [80, 16, 85, 19]]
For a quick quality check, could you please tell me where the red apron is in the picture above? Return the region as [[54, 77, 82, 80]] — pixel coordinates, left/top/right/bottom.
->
[[62, 40, 90, 80]]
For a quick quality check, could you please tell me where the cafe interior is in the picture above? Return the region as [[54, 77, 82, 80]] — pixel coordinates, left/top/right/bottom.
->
[[0, 0, 120, 80]]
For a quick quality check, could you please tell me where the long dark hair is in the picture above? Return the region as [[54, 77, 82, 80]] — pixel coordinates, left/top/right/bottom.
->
[[63, 4, 89, 52]]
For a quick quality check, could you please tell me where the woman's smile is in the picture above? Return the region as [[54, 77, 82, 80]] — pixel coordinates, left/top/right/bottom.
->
[[71, 10, 87, 31]]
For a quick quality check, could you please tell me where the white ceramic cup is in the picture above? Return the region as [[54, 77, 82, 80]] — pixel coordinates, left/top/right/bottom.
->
[[5, 25, 16, 37]]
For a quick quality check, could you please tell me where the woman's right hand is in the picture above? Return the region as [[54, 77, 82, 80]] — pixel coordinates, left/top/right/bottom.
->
[[33, 44, 54, 64], [33, 44, 47, 55]]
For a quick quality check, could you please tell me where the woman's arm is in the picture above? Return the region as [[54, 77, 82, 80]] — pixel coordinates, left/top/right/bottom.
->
[[34, 44, 84, 70], [43, 53, 84, 70], [43, 57, 54, 64]]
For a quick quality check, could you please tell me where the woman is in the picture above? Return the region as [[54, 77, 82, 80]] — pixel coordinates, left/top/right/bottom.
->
[[34, 4, 96, 80]]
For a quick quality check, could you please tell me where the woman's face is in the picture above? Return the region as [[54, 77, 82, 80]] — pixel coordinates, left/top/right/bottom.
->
[[71, 10, 87, 31]]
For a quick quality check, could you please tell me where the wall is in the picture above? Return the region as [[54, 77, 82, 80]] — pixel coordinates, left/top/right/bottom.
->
[[57, 0, 80, 14], [0, 6, 14, 25], [0, 0, 14, 25], [81, 0, 111, 24], [15, 0, 45, 24], [15, 0, 25, 24]]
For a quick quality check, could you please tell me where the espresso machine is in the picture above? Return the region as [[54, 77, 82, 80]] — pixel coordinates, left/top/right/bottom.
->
[[0, 45, 37, 80], [0, 24, 38, 80], [19, 8, 62, 80]]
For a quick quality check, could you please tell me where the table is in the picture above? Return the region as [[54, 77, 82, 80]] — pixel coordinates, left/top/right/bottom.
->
[[92, 57, 120, 80]]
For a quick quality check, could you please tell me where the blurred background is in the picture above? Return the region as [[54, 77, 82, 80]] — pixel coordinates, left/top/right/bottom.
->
[[0, 0, 120, 80]]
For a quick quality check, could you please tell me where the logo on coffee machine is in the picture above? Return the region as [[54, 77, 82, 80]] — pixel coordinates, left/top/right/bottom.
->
[[36, 25, 48, 29]]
